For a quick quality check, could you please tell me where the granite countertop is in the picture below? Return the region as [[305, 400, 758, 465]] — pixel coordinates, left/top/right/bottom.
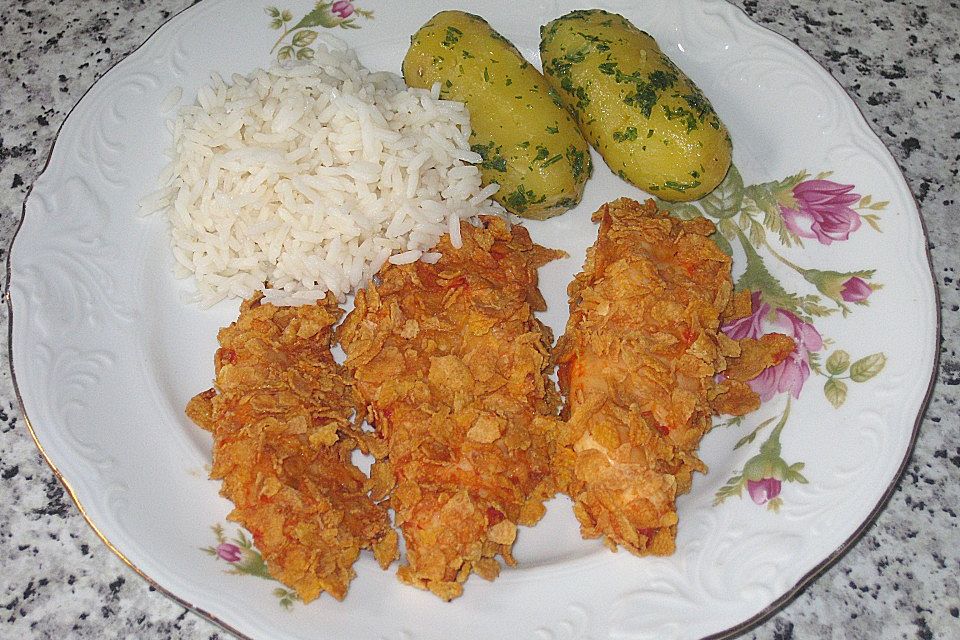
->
[[1, 1, 957, 638]]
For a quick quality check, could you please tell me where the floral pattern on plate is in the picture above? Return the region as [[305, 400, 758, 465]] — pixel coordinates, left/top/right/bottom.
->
[[268, 3, 375, 62], [658, 166, 888, 511], [203, 524, 300, 609]]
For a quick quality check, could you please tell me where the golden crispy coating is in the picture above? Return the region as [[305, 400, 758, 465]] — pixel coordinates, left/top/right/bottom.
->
[[339, 216, 563, 601], [554, 198, 790, 556], [186, 294, 397, 603]]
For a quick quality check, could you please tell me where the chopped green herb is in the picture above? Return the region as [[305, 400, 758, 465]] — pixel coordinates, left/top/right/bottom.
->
[[545, 125, 559, 134], [542, 154, 563, 168], [623, 83, 658, 118], [662, 104, 698, 133], [547, 87, 564, 108], [574, 85, 590, 111], [612, 126, 639, 142], [534, 146, 550, 162], [648, 69, 677, 91], [485, 156, 507, 172], [550, 58, 573, 76], [598, 61, 617, 75], [505, 185, 531, 212], [462, 50, 474, 59], [442, 26, 463, 48], [471, 141, 507, 173], [566, 145, 587, 181], [471, 140, 494, 159], [483, 67, 490, 82], [665, 179, 702, 192], [563, 44, 590, 64]]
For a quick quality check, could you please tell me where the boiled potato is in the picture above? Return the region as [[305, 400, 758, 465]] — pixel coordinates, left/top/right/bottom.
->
[[540, 9, 732, 201], [403, 11, 592, 219]]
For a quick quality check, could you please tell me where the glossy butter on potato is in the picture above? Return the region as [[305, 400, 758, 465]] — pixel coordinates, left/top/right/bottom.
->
[[403, 10, 592, 219], [540, 9, 732, 202]]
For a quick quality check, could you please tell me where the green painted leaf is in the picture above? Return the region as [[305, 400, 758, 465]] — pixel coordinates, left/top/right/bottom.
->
[[291, 4, 339, 30], [744, 182, 779, 214], [711, 230, 733, 255], [700, 164, 744, 219], [777, 170, 808, 191], [824, 378, 847, 408], [786, 462, 809, 484], [265, 6, 281, 18], [277, 45, 295, 61], [669, 202, 704, 220], [748, 216, 766, 246], [718, 217, 738, 238], [650, 198, 702, 221], [269, 17, 283, 29], [281, 9, 293, 22], [826, 350, 850, 375], [713, 475, 745, 505], [296, 46, 315, 60], [748, 184, 799, 246], [862, 213, 882, 231], [235, 551, 272, 579], [808, 349, 824, 375], [733, 229, 797, 311], [850, 353, 886, 382], [721, 415, 745, 429], [292, 29, 318, 47], [799, 296, 836, 318], [734, 430, 758, 450], [733, 415, 778, 450]]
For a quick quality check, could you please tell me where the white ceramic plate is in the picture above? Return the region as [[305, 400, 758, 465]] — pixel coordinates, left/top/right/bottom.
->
[[8, 1, 937, 638]]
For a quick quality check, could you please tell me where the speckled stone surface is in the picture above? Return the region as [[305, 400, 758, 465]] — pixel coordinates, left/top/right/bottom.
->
[[1, 1, 957, 638]]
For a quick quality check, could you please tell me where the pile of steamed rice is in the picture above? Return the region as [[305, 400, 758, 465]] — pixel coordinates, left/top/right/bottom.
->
[[141, 41, 501, 307]]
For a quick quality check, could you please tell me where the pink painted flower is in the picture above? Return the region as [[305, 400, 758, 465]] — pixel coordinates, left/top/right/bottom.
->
[[740, 307, 824, 402], [721, 291, 767, 341], [216, 542, 242, 563], [780, 179, 862, 245], [747, 477, 782, 505], [720, 291, 824, 401], [840, 276, 873, 303], [331, 1, 354, 18]]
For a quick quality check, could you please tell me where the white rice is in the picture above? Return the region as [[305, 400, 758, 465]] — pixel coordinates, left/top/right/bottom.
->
[[143, 42, 502, 307]]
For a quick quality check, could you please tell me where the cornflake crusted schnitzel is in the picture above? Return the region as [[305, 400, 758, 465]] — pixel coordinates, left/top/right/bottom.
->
[[339, 216, 564, 601], [554, 198, 794, 556], [186, 293, 398, 602]]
